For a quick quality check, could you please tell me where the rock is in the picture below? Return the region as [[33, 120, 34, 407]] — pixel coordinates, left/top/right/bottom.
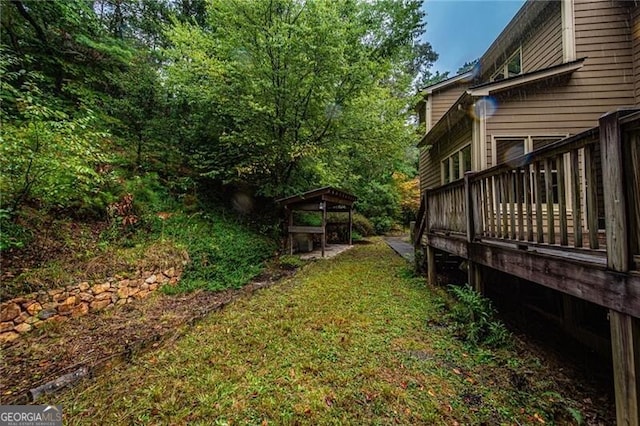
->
[[44, 316, 67, 326], [117, 279, 130, 288], [11, 297, 29, 304], [0, 332, 19, 344], [116, 299, 127, 305], [37, 292, 50, 303], [140, 283, 150, 291], [53, 292, 68, 302], [26, 302, 42, 316], [149, 283, 159, 292], [134, 290, 149, 300], [16, 312, 31, 324], [78, 282, 90, 291], [145, 274, 157, 284], [57, 296, 77, 315], [91, 283, 110, 295], [0, 322, 14, 332], [0, 303, 21, 322], [78, 292, 94, 303], [94, 292, 112, 301], [38, 309, 57, 320], [169, 277, 179, 286], [90, 299, 110, 311], [48, 288, 64, 297], [25, 316, 40, 325], [128, 279, 141, 288], [71, 303, 89, 318], [14, 323, 32, 334], [117, 287, 131, 299], [41, 302, 57, 311], [163, 267, 175, 278]]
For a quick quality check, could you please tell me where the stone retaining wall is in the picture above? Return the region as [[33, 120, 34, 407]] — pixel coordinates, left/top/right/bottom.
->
[[0, 267, 181, 345]]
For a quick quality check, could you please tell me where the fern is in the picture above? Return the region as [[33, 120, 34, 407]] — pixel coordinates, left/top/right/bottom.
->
[[448, 284, 511, 348]]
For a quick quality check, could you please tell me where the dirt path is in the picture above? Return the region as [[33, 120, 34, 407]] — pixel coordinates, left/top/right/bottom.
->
[[40, 240, 613, 425]]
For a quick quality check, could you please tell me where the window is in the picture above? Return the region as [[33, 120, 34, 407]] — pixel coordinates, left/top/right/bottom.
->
[[441, 144, 472, 184], [491, 135, 568, 205], [491, 48, 522, 82]]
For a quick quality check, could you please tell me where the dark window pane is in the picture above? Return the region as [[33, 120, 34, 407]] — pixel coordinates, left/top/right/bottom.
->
[[495, 138, 525, 164], [462, 145, 472, 173]]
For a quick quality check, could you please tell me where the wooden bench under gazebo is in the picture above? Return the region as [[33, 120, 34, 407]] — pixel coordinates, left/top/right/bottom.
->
[[277, 187, 357, 257]]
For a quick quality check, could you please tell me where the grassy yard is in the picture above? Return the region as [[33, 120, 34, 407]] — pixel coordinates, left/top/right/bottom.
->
[[54, 241, 589, 425]]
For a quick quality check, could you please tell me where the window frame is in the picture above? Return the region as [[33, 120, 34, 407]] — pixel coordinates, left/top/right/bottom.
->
[[440, 143, 472, 185], [491, 47, 523, 82]]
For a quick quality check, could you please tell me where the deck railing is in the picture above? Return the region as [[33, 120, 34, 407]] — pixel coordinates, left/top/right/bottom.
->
[[426, 180, 466, 235], [419, 109, 640, 267], [470, 128, 601, 250]]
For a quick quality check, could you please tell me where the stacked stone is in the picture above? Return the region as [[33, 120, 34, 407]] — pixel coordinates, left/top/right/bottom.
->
[[0, 267, 180, 345]]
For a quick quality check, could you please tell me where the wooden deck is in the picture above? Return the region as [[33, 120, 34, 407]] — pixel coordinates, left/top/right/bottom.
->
[[415, 110, 640, 425]]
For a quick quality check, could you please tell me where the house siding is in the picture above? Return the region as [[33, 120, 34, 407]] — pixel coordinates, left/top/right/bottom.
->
[[419, 122, 472, 192], [485, 0, 634, 151], [430, 84, 467, 126], [633, 5, 640, 105], [522, 2, 562, 73]]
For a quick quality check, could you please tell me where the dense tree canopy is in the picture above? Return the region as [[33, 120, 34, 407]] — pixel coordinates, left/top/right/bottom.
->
[[1, 0, 438, 232]]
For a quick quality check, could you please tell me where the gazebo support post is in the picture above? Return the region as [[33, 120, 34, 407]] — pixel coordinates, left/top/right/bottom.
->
[[348, 207, 353, 246], [321, 201, 327, 257], [287, 207, 293, 255]]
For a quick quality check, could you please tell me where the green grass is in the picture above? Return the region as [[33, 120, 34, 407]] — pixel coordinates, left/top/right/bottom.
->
[[54, 241, 585, 425]]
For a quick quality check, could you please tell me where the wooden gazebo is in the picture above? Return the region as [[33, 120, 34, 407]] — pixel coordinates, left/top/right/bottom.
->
[[277, 187, 357, 257]]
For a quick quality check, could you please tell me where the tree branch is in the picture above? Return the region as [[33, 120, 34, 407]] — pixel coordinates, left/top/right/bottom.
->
[[10, 0, 48, 47]]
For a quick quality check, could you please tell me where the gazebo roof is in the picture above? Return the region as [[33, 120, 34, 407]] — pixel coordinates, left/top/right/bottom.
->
[[276, 186, 357, 207]]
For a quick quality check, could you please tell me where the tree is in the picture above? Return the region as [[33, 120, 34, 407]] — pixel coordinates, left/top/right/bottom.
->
[[457, 58, 479, 74], [166, 0, 431, 199]]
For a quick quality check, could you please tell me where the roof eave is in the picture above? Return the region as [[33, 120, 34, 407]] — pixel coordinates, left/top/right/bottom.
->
[[421, 70, 475, 95], [417, 92, 473, 148], [467, 58, 585, 97]]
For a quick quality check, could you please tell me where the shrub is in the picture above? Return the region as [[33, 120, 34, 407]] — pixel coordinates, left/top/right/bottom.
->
[[0, 209, 31, 251], [161, 212, 277, 294], [448, 284, 511, 348]]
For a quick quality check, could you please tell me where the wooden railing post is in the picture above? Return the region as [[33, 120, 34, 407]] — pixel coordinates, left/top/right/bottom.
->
[[600, 111, 639, 426], [465, 172, 475, 244], [600, 111, 629, 271], [464, 172, 483, 292]]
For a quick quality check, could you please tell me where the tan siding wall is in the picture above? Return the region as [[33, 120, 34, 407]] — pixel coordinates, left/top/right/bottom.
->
[[419, 123, 472, 192], [485, 0, 635, 157], [633, 5, 640, 105], [522, 3, 562, 73], [430, 84, 467, 126]]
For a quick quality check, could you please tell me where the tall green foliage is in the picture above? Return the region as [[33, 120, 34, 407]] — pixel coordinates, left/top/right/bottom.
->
[[165, 0, 433, 203]]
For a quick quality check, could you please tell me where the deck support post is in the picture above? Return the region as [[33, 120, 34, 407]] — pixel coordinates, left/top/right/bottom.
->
[[426, 244, 436, 286], [469, 263, 484, 295], [600, 111, 639, 426], [609, 310, 640, 426], [464, 172, 482, 293]]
